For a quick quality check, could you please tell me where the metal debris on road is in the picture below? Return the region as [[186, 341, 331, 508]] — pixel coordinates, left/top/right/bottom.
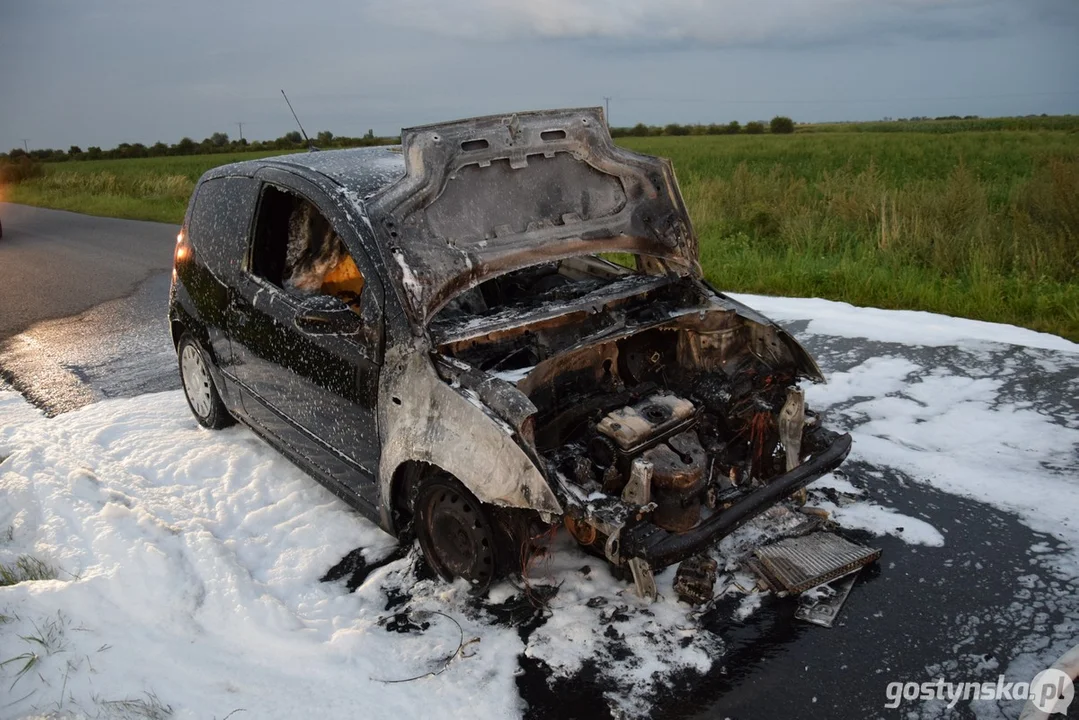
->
[[673, 554, 719, 605], [795, 572, 860, 627], [749, 532, 881, 595]]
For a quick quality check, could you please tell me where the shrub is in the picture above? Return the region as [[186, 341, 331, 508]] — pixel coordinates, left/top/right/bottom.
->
[[745, 121, 765, 135], [770, 116, 795, 134], [726, 121, 741, 135], [0, 156, 45, 185]]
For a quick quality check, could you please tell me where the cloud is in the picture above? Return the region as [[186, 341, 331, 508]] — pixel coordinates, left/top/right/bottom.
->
[[369, 0, 1074, 47]]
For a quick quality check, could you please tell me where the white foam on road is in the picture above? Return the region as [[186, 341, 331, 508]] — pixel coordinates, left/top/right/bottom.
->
[[0, 391, 719, 719], [812, 495, 945, 547], [804, 363, 1079, 572], [0, 391, 522, 719], [728, 292, 1079, 354]]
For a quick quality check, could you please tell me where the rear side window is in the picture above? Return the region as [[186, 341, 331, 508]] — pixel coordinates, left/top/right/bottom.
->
[[187, 177, 260, 276]]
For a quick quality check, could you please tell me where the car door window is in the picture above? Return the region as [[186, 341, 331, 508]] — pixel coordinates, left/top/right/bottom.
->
[[249, 185, 365, 311], [283, 198, 366, 304], [242, 181, 383, 368], [188, 177, 259, 277]]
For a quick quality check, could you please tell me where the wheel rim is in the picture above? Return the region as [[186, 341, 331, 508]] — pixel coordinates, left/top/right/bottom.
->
[[180, 343, 214, 419], [419, 487, 495, 587]]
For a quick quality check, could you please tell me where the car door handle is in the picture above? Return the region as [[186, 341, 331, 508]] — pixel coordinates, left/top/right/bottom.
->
[[228, 299, 251, 326]]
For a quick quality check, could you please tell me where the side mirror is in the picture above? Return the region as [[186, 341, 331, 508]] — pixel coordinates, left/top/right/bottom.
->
[[294, 295, 363, 335]]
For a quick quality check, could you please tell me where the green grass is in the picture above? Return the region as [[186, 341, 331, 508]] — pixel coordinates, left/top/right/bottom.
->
[[97, 692, 174, 720], [623, 133, 1079, 340], [3, 126, 1077, 339], [4, 150, 302, 223], [0, 555, 58, 586]]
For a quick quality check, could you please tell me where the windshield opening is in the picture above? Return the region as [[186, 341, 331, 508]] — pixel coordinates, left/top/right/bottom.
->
[[434, 254, 650, 324], [429, 253, 707, 374]]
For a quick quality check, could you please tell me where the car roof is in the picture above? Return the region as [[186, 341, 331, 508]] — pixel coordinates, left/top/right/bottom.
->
[[204, 146, 406, 200]]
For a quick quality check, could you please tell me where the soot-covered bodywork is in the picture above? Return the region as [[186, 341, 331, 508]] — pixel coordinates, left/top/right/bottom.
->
[[425, 266, 850, 597], [169, 107, 850, 598]]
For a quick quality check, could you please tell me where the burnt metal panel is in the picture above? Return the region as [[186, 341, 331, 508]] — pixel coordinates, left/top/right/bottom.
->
[[365, 107, 701, 325], [752, 532, 881, 594]]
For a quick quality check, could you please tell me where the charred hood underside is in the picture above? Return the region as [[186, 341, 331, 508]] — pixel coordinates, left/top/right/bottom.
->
[[365, 107, 701, 325]]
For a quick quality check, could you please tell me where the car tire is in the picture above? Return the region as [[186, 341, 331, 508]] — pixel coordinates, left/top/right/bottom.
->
[[414, 474, 501, 592], [177, 334, 235, 430]]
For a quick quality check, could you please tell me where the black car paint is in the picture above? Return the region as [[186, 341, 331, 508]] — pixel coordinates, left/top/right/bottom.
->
[[171, 148, 407, 520]]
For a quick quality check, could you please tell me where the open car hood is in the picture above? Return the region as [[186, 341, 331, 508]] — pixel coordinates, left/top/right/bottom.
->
[[366, 107, 702, 326]]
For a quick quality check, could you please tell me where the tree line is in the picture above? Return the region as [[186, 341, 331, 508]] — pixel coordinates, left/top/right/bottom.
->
[[611, 116, 795, 137], [2, 129, 399, 163]]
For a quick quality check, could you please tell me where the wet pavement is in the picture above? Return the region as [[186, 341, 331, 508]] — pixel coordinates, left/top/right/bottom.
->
[[0, 203, 177, 341], [0, 271, 178, 414], [1, 205, 1077, 718], [0, 204, 179, 413]]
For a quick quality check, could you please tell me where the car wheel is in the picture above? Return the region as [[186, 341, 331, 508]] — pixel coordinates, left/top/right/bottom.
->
[[177, 334, 234, 429], [414, 474, 500, 592]]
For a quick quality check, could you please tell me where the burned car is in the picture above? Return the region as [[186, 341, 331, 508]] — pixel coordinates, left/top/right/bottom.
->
[[169, 107, 851, 598]]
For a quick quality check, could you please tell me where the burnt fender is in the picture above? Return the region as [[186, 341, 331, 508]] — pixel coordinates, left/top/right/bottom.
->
[[705, 284, 825, 382], [377, 343, 563, 531]]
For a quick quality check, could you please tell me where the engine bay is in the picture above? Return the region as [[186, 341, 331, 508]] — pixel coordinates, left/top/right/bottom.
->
[[429, 255, 847, 600], [438, 299, 836, 557], [539, 353, 835, 539]]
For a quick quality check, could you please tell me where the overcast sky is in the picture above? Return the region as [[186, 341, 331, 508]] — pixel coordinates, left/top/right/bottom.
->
[[1, 0, 1076, 151]]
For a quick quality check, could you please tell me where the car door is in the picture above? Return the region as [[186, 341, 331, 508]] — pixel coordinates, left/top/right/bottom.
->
[[183, 175, 260, 374], [227, 174, 383, 507]]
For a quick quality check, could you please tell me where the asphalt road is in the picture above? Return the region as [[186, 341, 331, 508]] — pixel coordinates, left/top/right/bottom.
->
[[0, 202, 177, 341], [1, 204, 1076, 719], [0, 204, 181, 412]]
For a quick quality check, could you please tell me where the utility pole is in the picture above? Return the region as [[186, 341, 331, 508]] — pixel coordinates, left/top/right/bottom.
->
[[20, 139, 30, 153], [236, 122, 245, 142], [603, 97, 611, 127]]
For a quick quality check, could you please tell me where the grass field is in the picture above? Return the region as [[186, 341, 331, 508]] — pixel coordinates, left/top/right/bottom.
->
[[619, 132, 1079, 340], [3, 123, 1078, 339], [1, 150, 303, 223]]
